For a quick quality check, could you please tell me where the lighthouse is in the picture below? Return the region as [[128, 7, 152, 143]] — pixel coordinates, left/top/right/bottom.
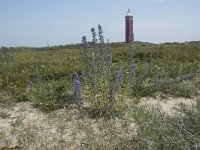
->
[[125, 9, 134, 43]]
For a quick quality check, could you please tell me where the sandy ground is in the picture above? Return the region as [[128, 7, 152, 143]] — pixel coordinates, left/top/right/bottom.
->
[[0, 96, 196, 149], [0, 102, 136, 149], [140, 95, 197, 116]]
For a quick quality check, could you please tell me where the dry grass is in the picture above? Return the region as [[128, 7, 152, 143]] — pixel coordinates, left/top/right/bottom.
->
[[0, 94, 197, 150]]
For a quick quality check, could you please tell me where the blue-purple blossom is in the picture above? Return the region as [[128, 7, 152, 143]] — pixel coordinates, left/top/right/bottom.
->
[[72, 73, 81, 92], [97, 46, 103, 65], [105, 54, 112, 75], [91, 28, 98, 62], [91, 28, 97, 44], [108, 81, 114, 101], [108, 81, 115, 119], [73, 79, 82, 93], [128, 43, 135, 63], [98, 24, 104, 56], [81, 36, 91, 79], [155, 69, 197, 86], [116, 66, 124, 89], [98, 24, 104, 45], [91, 58, 97, 85], [81, 36, 88, 63], [129, 63, 135, 82], [91, 25, 105, 73], [72, 74, 85, 117]]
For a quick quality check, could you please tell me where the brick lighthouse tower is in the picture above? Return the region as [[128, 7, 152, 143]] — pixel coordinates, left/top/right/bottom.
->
[[125, 9, 134, 43]]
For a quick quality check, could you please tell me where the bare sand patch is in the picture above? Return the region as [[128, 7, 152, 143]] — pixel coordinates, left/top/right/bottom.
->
[[0, 102, 136, 149], [139, 96, 196, 116]]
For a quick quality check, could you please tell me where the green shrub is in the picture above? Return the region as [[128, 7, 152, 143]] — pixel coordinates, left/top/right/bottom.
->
[[29, 81, 73, 112], [167, 83, 196, 98]]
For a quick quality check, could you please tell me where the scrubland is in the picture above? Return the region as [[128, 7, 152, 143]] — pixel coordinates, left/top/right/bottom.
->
[[0, 26, 200, 149]]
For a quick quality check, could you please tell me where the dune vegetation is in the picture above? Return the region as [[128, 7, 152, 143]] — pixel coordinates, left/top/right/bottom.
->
[[0, 25, 200, 149]]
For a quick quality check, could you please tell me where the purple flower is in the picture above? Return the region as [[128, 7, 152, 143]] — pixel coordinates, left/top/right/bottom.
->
[[98, 24, 104, 45], [91, 28, 98, 61], [129, 63, 135, 82], [108, 81, 116, 119], [104, 54, 112, 76], [90, 58, 97, 88], [81, 36, 87, 44], [155, 68, 197, 86], [116, 66, 124, 89], [128, 43, 135, 63], [73, 79, 82, 93], [81, 36, 91, 79], [108, 81, 114, 101], [98, 24, 104, 57], [73, 74, 84, 110], [106, 54, 112, 66], [81, 36, 88, 63], [73, 74, 81, 92], [91, 28, 97, 44]]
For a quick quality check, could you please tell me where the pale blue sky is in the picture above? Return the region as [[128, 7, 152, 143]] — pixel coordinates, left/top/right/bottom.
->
[[0, 0, 200, 47]]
